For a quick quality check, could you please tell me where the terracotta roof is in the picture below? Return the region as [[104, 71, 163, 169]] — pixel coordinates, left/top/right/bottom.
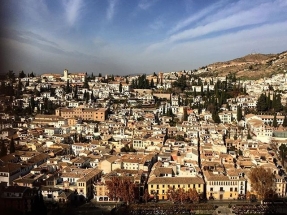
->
[[148, 176, 204, 185], [0, 163, 21, 173]]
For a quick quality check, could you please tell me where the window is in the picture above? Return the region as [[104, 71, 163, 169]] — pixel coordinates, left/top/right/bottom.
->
[[230, 188, 233, 192], [235, 188, 237, 192], [210, 187, 213, 191]]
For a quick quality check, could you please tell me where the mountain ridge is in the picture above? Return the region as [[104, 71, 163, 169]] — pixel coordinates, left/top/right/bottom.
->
[[205, 51, 287, 79]]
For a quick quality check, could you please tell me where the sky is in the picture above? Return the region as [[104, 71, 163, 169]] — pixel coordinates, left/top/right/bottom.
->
[[1, 0, 287, 76]]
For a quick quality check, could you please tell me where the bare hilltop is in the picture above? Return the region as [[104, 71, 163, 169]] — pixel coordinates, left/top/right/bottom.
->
[[205, 51, 287, 79]]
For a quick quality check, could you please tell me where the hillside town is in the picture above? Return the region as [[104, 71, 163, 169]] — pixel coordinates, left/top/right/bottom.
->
[[0, 68, 287, 214]]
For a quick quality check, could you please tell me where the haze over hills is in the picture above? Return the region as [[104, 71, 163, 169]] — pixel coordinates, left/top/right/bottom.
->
[[204, 51, 287, 79]]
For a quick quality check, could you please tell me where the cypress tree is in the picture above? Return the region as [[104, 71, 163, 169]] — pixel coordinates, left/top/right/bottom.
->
[[200, 84, 203, 96], [212, 111, 221, 123], [237, 106, 242, 121], [274, 94, 283, 112], [0, 141, 7, 157], [9, 138, 15, 153], [256, 93, 268, 112], [273, 114, 278, 127], [206, 85, 210, 97], [86, 92, 90, 103], [162, 105, 166, 115], [119, 82, 122, 92], [267, 91, 271, 110], [183, 108, 188, 121], [150, 79, 154, 88], [66, 79, 70, 93], [282, 115, 287, 127]]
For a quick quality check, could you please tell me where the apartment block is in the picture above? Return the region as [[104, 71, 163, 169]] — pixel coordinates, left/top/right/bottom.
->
[[55, 107, 108, 121]]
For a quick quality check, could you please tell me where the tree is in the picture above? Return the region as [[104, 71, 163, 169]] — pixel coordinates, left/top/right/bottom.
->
[[183, 108, 188, 121], [279, 144, 287, 167], [272, 114, 278, 127], [119, 82, 122, 93], [0, 141, 7, 157], [105, 176, 137, 205], [212, 111, 221, 123], [273, 93, 283, 112], [83, 78, 89, 89], [66, 79, 70, 93], [143, 188, 150, 203], [176, 187, 187, 204], [167, 187, 177, 203], [256, 93, 268, 112], [9, 138, 15, 153], [6, 70, 15, 83], [172, 75, 187, 91], [149, 78, 154, 88], [31, 193, 47, 215], [186, 189, 199, 203], [237, 106, 242, 121], [283, 115, 287, 127], [248, 166, 275, 200], [19, 70, 26, 78], [98, 73, 102, 77], [73, 85, 78, 99], [167, 107, 173, 117], [175, 135, 185, 141]]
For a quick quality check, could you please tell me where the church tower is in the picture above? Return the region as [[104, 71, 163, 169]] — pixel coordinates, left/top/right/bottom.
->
[[64, 69, 68, 81]]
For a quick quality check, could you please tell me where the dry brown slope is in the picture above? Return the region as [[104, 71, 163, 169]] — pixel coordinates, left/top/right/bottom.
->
[[206, 51, 287, 79]]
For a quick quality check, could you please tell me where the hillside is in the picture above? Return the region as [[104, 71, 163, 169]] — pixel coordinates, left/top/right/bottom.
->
[[205, 51, 287, 79]]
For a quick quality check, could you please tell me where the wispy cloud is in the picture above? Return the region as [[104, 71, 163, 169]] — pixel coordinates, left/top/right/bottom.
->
[[169, 0, 227, 34], [63, 0, 84, 26], [173, 1, 285, 43], [107, 0, 118, 21], [147, 0, 287, 53], [0, 27, 95, 59], [138, 0, 158, 10]]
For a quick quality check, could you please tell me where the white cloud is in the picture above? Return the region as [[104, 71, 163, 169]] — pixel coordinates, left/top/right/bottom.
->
[[107, 0, 118, 21], [169, 0, 227, 34], [141, 21, 287, 71], [169, 1, 284, 43], [63, 0, 84, 26]]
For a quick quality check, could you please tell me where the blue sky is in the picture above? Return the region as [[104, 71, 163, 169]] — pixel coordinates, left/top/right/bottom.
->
[[1, 0, 287, 76]]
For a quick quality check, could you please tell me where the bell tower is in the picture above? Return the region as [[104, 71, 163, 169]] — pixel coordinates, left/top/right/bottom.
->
[[64, 69, 68, 81]]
